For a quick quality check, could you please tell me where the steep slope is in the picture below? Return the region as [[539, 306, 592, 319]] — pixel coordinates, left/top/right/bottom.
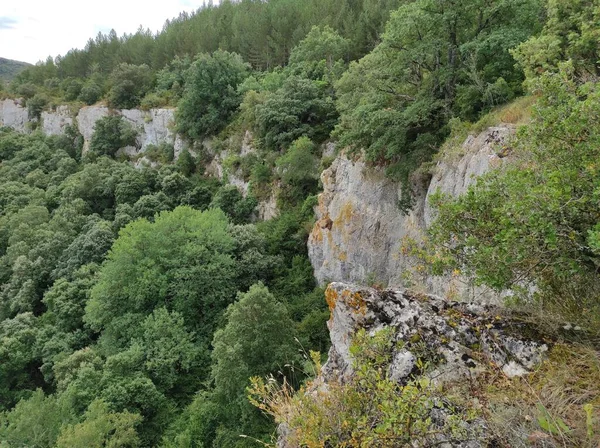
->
[[308, 125, 514, 301]]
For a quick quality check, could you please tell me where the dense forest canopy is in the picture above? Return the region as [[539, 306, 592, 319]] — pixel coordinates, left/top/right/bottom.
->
[[0, 0, 599, 446]]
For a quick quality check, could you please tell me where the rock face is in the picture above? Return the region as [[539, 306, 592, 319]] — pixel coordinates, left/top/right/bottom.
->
[[278, 282, 548, 448], [323, 282, 546, 385], [308, 126, 514, 300], [0, 99, 183, 156], [41, 105, 73, 135], [0, 98, 29, 132]]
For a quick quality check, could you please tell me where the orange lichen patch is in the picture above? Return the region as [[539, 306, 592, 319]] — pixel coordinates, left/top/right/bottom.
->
[[333, 202, 354, 227], [341, 289, 367, 316], [310, 215, 333, 243], [311, 225, 324, 243], [325, 287, 339, 312], [338, 251, 348, 262]]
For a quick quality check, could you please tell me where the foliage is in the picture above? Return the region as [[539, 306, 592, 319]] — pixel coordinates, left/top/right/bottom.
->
[[276, 137, 319, 204], [255, 76, 337, 150], [249, 328, 476, 447], [85, 207, 237, 358], [26, 94, 49, 120], [210, 283, 299, 445], [429, 65, 600, 334], [0, 389, 75, 447], [210, 186, 257, 225], [334, 0, 543, 201], [107, 63, 155, 109], [89, 115, 138, 157], [513, 0, 600, 80], [177, 51, 250, 141], [78, 81, 103, 105], [55, 399, 142, 448]]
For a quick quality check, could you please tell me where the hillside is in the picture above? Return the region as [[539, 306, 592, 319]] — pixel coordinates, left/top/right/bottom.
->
[[0, 58, 30, 81], [0, 0, 599, 447]]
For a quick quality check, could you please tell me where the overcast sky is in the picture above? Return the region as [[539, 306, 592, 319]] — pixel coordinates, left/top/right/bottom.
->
[[0, 0, 211, 64]]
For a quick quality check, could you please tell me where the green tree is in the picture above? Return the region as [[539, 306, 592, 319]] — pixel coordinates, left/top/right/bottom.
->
[[56, 399, 142, 448], [276, 137, 319, 203], [177, 51, 250, 141], [335, 0, 542, 196], [211, 283, 298, 446], [107, 63, 155, 109], [78, 81, 103, 105], [85, 207, 237, 358], [255, 76, 337, 150], [0, 389, 75, 448], [89, 115, 138, 158], [210, 186, 257, 225], [429, 65, 600, 333], [513, 0, 600, 79]]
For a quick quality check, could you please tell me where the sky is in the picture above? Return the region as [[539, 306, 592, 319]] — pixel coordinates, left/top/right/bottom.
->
[[0, 0, 212, 64]]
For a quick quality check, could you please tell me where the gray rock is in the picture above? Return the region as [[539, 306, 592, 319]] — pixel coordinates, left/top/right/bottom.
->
[[41, 105, 73, 135], [279, 282, 547, 447], [388, 349, 416, 382], [1, 100, 182, 158], [321, 282, 546, 383], [308, 126, 515, 302], [0, 98, 29, 132]]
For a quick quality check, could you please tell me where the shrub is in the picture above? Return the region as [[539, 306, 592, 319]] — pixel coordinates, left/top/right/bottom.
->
[[249, 328, 476, 447], [177, 51, 250, 141], [78, 82, 102, 105], [107, 63, 154, 109], [89, 115, 137, 158], [26, 94, 48, 120]]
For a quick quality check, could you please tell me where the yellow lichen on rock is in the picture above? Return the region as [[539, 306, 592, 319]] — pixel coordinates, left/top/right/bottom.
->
[[325, 287, 339, 312], [341, 289, 367, 316]]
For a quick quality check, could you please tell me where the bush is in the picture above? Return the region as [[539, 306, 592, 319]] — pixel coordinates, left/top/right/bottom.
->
[[107, 63, 155, 109], [176, 51, 250, 141], [78, 82, 102, 105], [255, 76, 337, 151], [26, 94, 48, 120], [89, 115, 138, 158], [249, 328, 475, 447], [429, 66, 600, 335]]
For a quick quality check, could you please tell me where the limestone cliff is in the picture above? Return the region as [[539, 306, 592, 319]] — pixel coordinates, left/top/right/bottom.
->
[[308, 126, 514, 301], [0, 99, 183, 156]]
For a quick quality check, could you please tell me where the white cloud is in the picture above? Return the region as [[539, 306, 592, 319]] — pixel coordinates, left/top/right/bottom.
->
[[0, 0, 211, 64]]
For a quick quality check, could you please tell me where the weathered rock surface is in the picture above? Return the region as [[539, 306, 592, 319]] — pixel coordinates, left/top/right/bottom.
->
[[308, 126, 514, 300], [0, 99, 183, 156], [278, 282, 548, 448], [0, 98, 29, 132], [41, 105, 73, 135], [322, 282, 547, 385], [205, 131, 281, 221]]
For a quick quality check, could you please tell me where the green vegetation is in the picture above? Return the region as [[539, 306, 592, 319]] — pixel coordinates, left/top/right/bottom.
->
[[0, 58, 30, 82], [0, 124, 325, 446], [249, 328, 476, 447], [1, 0, 600, 446]]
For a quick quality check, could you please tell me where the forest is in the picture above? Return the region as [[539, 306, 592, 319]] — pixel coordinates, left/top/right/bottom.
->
[[0, 0, 599, 446]]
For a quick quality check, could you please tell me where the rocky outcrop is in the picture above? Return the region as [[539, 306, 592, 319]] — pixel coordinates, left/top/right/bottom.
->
[[0, 98, 29, 132], [41, 105, 73, 135], [278, 282, 548, 448], [323, 283, 546, 384], [206, 131, 281, 221], [0, 99, 183, 156], [308, 126, 514, 301]]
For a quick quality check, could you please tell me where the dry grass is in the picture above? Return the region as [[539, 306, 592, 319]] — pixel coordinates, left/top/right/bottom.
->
[[472, 95, 536, 134], [461, 344, 600, 447]]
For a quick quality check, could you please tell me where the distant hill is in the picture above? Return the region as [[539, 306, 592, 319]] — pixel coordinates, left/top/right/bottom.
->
[[0, 58, 31, 82]]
